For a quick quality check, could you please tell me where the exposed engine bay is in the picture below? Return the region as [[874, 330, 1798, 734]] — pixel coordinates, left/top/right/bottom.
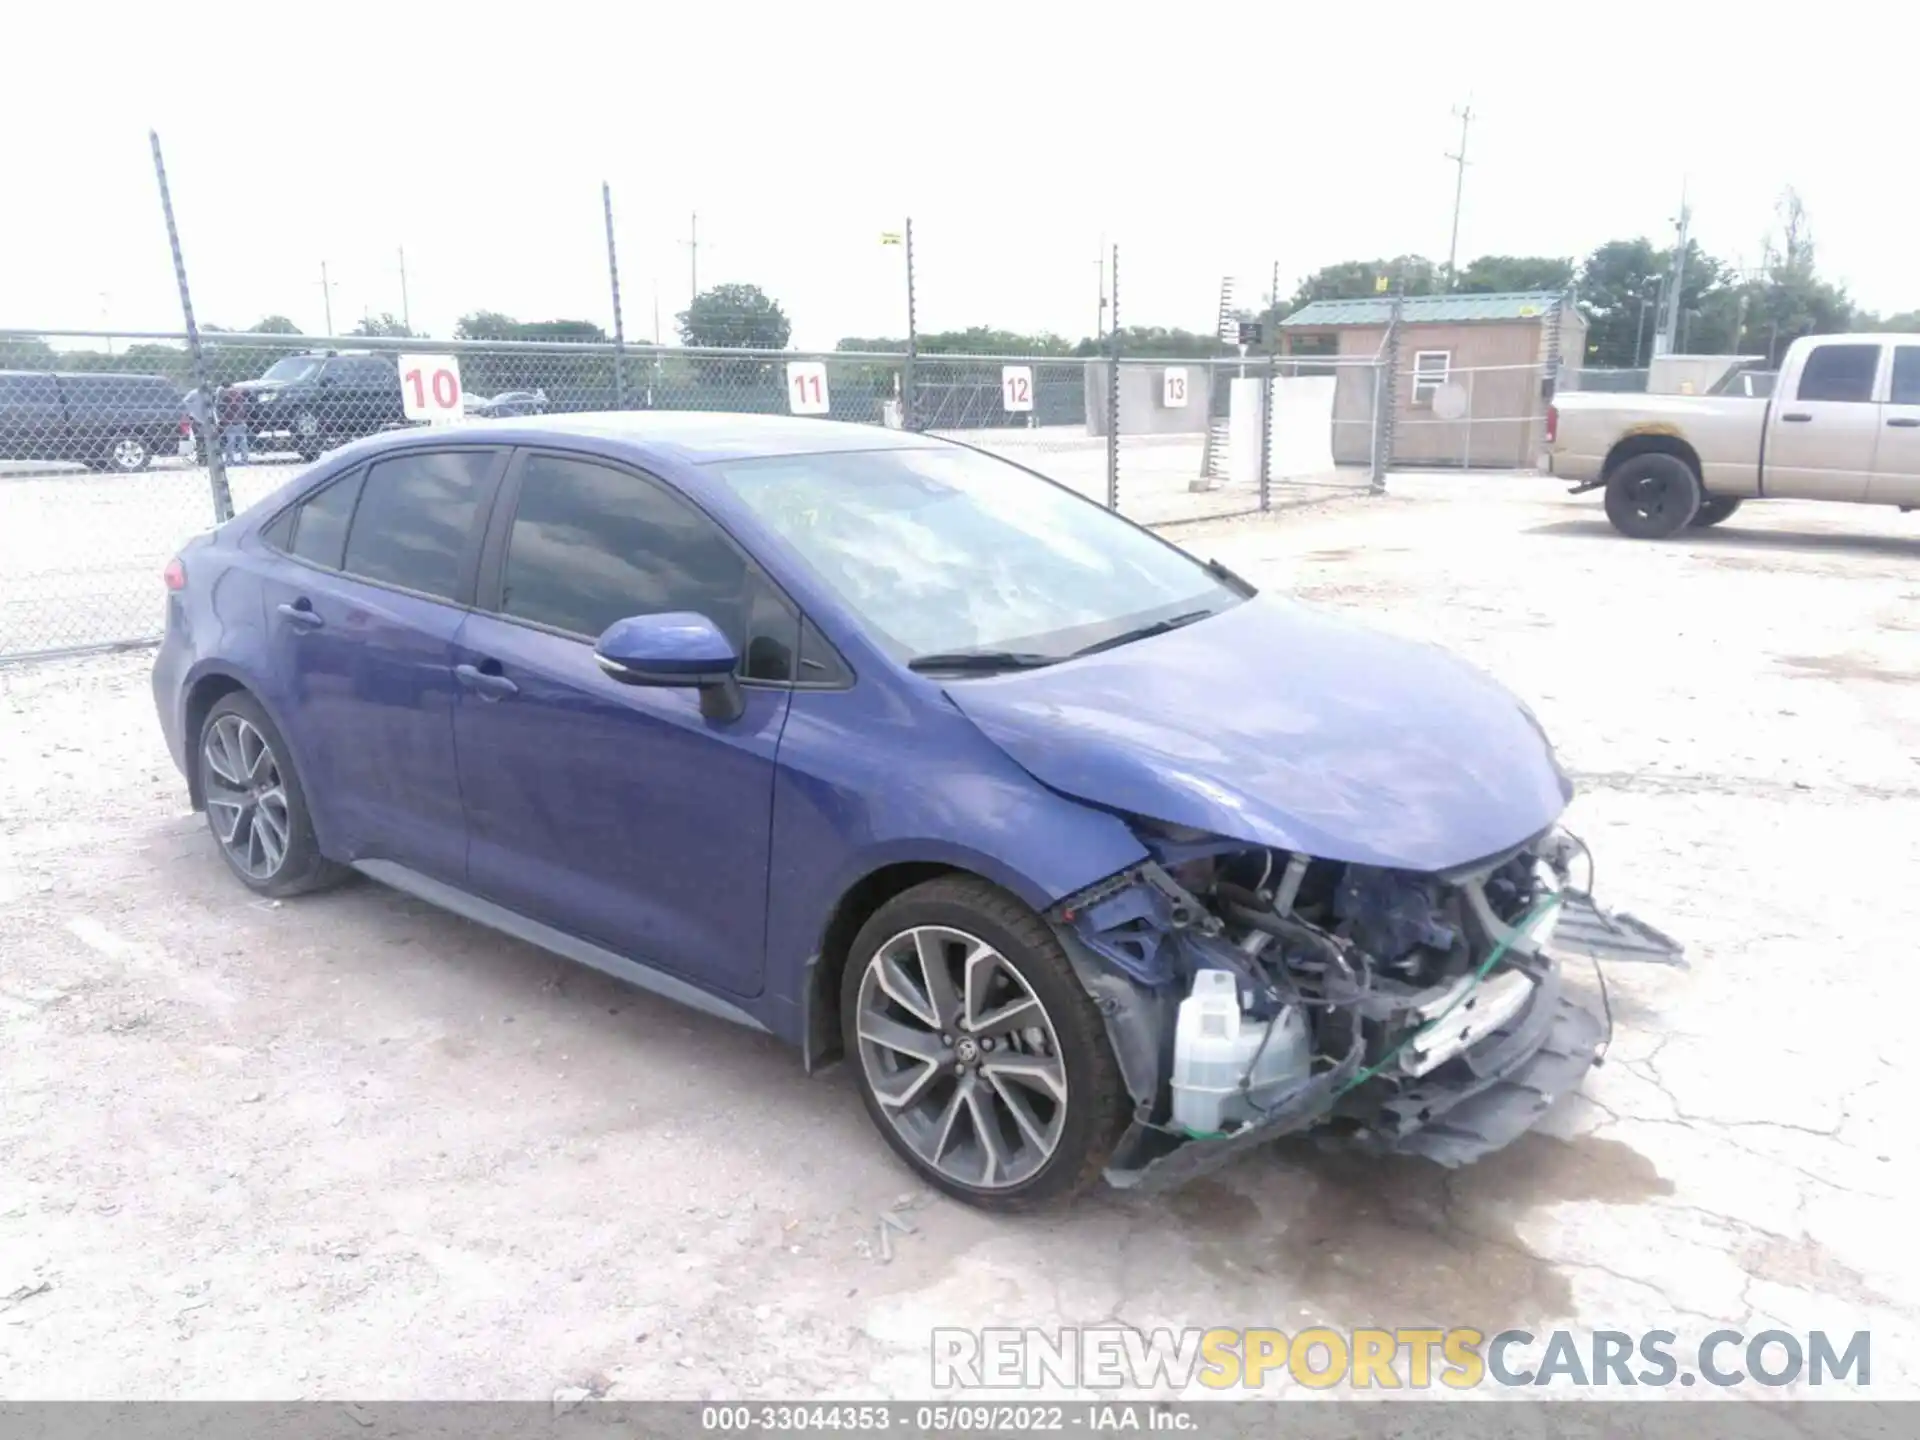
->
[[1046, 819, 1683, 1192]]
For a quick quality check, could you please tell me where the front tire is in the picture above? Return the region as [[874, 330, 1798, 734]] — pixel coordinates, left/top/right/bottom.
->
[[1690, 495, 1742, 528], [1603, 453, 1701, 538], [293, 410, 324, 463], [198, 691, 345, 897], [842, 876, 1129, 1211]]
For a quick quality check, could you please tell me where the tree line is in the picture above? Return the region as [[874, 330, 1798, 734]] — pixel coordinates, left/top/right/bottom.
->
[[7, 190, 1911, 388]]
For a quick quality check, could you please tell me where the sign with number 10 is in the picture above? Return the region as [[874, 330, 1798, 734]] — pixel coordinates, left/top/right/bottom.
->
[[786, 361, 830, 416], [399, 355, 465, 423]]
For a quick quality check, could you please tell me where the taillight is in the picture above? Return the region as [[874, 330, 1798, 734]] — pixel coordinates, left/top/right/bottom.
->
[[163, 557, 187, 591], [1545, 403, 1558, 444], [179, 417, 191, 435]]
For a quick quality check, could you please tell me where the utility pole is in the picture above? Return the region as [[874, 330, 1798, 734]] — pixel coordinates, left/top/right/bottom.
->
[[1658, 181, 1690, 356], [1095, 234, 1108, 340], [1444, 102, 1474, 289], [397, 247, 411, 333], [318, 261, 336, 337], [903, 217, 919, 430], [680, 213, 701, 303]]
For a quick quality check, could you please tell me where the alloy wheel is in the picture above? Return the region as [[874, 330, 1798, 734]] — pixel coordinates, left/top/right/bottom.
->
[[855, 925, 1068, 1190], [202, 714, 292, 881], [110, 439, 147, 470]]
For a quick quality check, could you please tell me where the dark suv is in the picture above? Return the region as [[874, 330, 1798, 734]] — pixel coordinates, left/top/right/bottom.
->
[[0, 371, 186, 472], [235, 351, 406, 461]]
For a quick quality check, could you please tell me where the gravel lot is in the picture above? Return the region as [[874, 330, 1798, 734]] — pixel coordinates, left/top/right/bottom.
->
[[1, 473, 1915, 1401]]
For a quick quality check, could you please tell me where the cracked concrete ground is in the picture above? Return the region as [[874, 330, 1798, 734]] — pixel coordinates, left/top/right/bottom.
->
[[1, 472, 1914, 1400]]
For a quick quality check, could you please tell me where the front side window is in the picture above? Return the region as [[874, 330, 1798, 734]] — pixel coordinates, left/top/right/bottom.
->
[[498, 453, 798, 680], [339, 450, 494, 599], [713, 445, 1245, 667], [1796, 344, 1880, 403]]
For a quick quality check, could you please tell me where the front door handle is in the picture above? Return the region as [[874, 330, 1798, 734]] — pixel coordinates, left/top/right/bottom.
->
[[1888, 417, 1920, 428], [454, 663, 519, 700], [276, 601, 324, 629], [1780, 412, 1813, 423]]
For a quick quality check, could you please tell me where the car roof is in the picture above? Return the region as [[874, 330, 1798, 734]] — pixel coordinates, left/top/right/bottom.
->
[[357, 411, 951, 467]]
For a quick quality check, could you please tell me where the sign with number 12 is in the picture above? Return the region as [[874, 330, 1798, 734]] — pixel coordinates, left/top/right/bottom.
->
[[1001, 366, 1033, 413], [786, 361, 830, 415]]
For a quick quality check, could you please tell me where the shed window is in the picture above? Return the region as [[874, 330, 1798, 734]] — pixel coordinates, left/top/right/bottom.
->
[[1412, 351, 1451, 408]]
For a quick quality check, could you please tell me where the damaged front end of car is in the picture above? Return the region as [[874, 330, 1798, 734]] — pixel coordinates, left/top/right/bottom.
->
[[1046, 820, 1683, 1195]]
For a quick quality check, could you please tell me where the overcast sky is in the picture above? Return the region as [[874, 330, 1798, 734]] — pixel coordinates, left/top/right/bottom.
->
[[6, 3, 1910, 350]]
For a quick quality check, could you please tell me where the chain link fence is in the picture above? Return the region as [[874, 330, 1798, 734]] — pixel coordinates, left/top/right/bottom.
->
[[0, 327, 1384, 662]]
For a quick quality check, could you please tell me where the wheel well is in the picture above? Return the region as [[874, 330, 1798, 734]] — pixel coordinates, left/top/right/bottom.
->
[[182, 674, 248, 810], [804, 861, 959, 1070], [1601, 434, 1702, 485]]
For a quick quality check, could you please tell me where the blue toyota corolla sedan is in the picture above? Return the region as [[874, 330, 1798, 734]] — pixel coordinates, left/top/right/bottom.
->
[[152, 413, 1678, 1206]]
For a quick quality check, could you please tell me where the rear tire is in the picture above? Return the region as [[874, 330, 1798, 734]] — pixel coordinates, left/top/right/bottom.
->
[[104, 436, 152, 473], [1603, 453, 1701, 539], [841, 876, 1129, 1211], [1690, 495, 1742, 528], [198, 691, 346, 898]]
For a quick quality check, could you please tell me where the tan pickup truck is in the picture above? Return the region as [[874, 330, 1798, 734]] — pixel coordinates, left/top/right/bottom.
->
[[1547, 333, 1920, 537]]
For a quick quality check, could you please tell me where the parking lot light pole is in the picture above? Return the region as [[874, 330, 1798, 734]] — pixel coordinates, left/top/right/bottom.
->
[[149, 129, 231, 522]]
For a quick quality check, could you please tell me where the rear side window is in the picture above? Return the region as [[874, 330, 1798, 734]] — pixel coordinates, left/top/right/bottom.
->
[[288, 469, 366, 569], [1796, 344, 1880, 403], [340, 450, 494, 599], [0, 374, 60, 404], [67, 375, 177, 415], [1890, 347, 1920, 407]]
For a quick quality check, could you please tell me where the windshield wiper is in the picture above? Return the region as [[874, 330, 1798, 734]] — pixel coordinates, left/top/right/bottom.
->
[[1067, 608, 1215, 660], [907, 649, 1059, 675]]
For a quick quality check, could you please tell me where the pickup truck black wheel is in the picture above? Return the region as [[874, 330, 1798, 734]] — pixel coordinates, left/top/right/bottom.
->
[[1603, 454, 1701, 539], [1690, 496, 1742, 528]]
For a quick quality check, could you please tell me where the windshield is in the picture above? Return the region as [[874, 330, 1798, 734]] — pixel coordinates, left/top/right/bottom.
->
[[260, 357, 321, 383], [714, 445, 1245, 667]]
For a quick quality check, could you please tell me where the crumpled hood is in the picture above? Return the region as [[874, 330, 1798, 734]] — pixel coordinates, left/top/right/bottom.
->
[[944, 595, 1572, 873]]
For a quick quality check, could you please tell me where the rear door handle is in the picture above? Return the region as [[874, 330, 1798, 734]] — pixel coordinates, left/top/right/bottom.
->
[[1780, 412, 1813, 423], [454, 663, 519, 700], [1888, 417, 1920, 428], [276, 601, 324, 629]]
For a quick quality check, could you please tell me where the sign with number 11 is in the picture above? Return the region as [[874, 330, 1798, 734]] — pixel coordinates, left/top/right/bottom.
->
[[786, 362, 830, 415]]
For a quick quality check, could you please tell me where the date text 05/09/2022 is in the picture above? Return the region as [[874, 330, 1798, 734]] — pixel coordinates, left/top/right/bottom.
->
[[700, 1403, 1192, 1432]]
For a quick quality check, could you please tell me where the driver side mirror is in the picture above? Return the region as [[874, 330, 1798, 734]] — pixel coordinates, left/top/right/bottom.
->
[[594, 612, 743, 722]]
